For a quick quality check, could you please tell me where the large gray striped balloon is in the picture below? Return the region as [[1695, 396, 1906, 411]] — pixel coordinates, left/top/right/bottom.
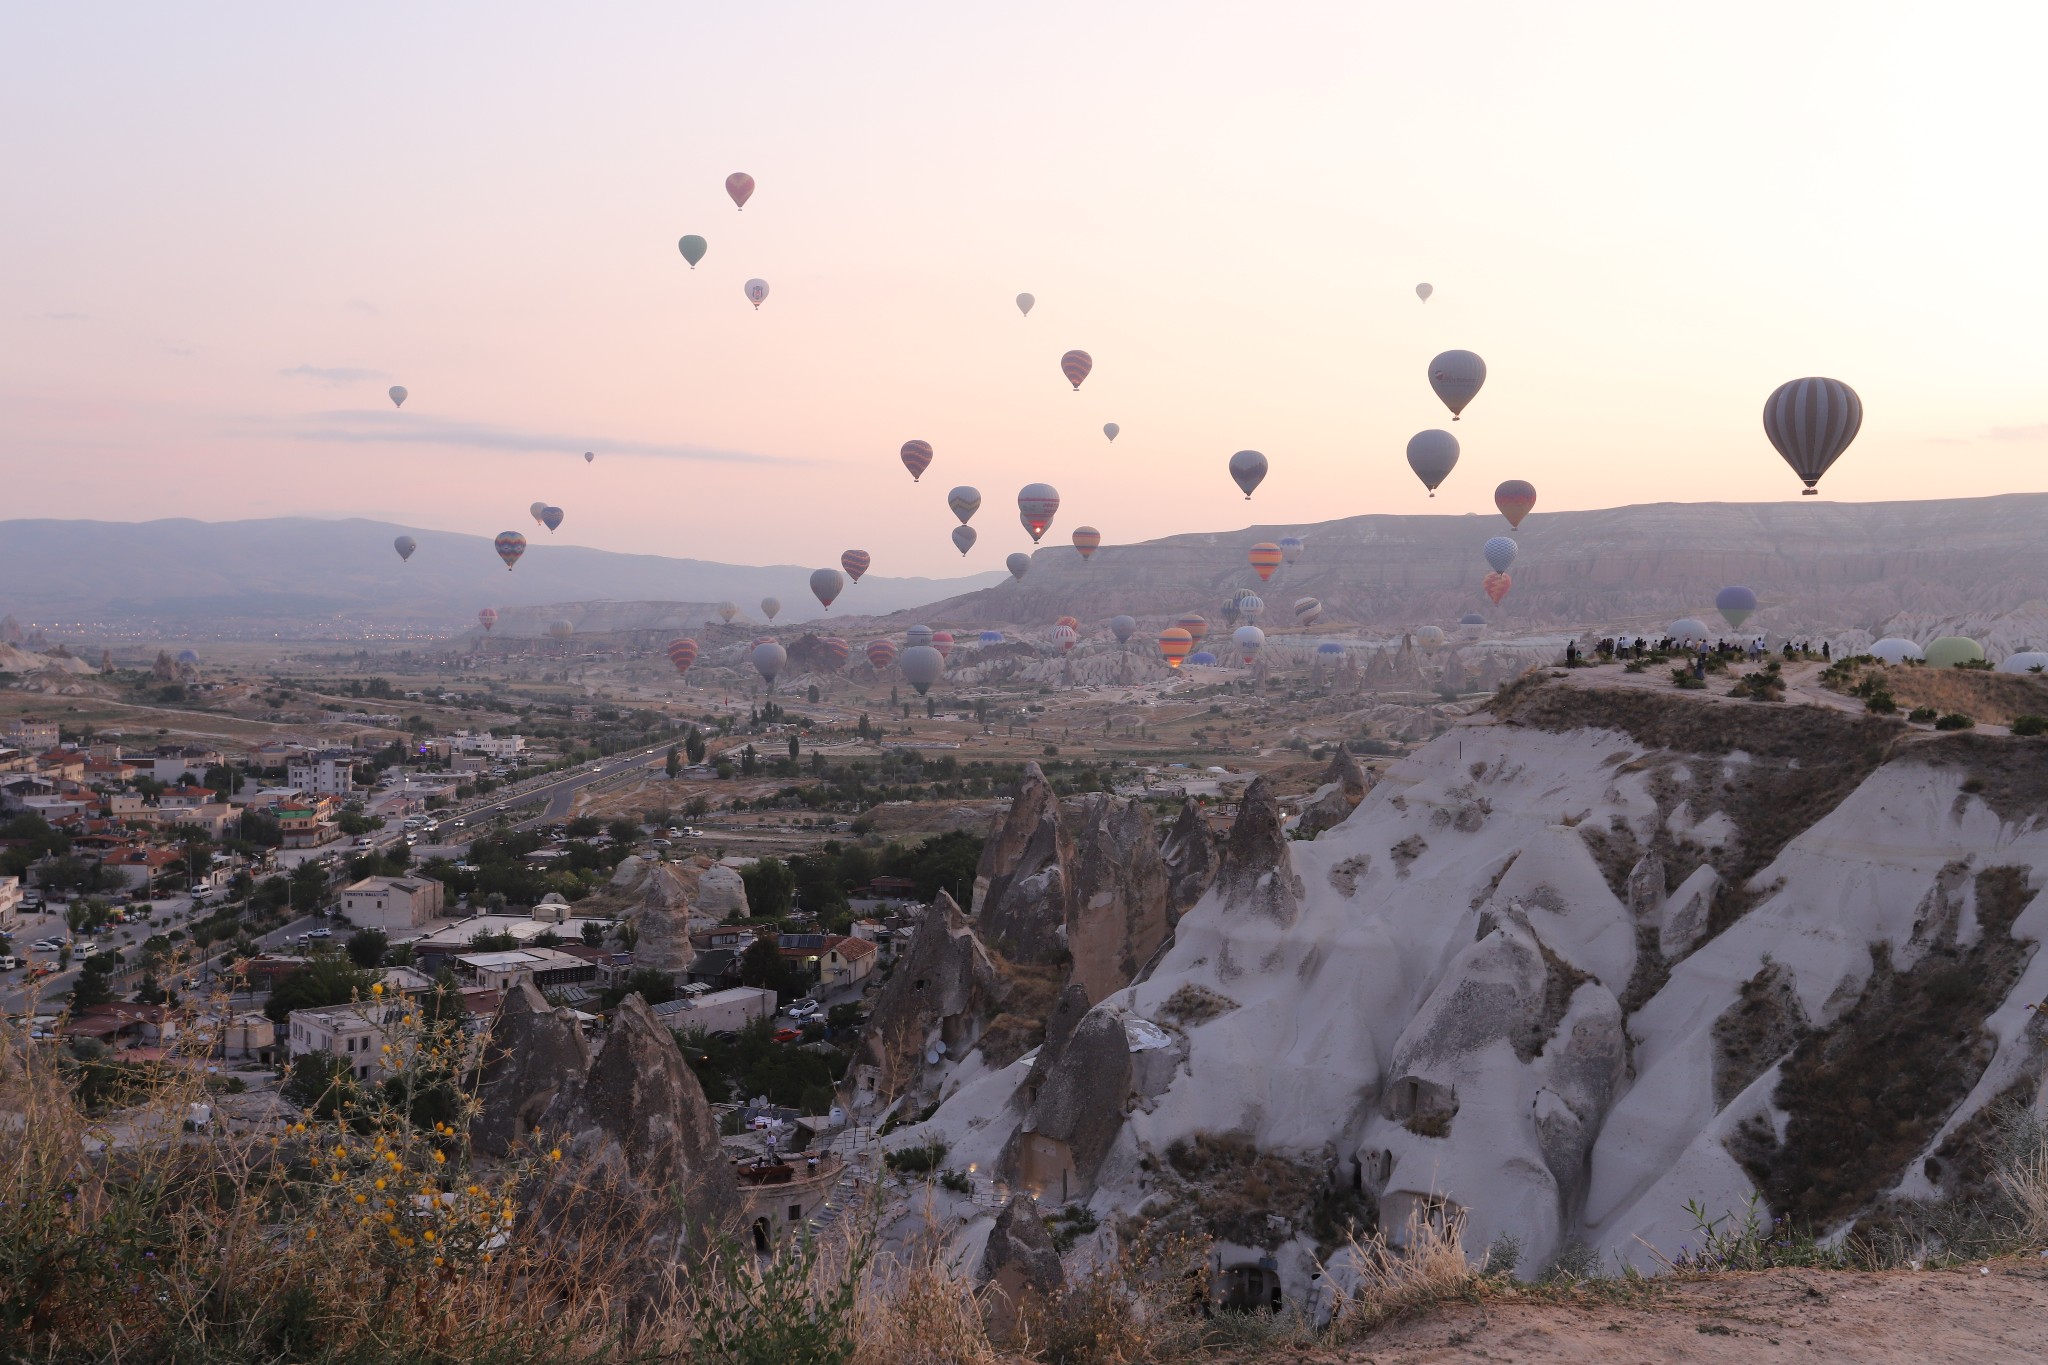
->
[[1763, 377, 1862, 495]]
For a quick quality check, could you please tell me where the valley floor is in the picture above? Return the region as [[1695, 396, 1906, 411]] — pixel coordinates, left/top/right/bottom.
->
[[1259, 1258, 2048, 1363]]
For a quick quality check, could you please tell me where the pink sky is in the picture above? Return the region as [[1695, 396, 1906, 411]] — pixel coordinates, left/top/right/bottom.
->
[[5, 3, 2045, 578]]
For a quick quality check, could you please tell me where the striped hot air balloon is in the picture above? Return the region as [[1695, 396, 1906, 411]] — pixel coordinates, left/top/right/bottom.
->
[[1157, 627, 1194, 669], [1060, 350, 1092, 390], [1293, 597, 1322, 626], [1177, 613, 1209, 642], [930, 631, 955, 660], [1072, 526, 1101, 560], [1045, 624, 1075, 652], [841, 550, 870, 583], [665, 638, 699, 676], [866, 638, 899, 670], [1494, 480, 1537, 528], [1278, 535, 1304, 564], [477, 608, 498, 632], [494, 532, 526, 571], [905, 625, 934, 650], [1763, 377, 1862, 495], [900, 440, 933, 482], [1483, 572, 1512, 605], [1018, 484, 1060, 542], [1248, 543, 1283, 582], [952, 526, 977, 556], [817, 637, 851, 671]]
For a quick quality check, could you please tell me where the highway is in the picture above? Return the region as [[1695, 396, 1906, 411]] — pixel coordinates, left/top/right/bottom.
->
[[431, 741, 674, 840]]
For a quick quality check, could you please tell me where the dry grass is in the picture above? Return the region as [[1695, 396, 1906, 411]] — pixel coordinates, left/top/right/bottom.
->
[[1321, 1207, 1486, 1340]]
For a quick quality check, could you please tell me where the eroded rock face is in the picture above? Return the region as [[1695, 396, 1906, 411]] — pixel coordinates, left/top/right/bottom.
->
[[973, 763, 1075, 964], [613, 856, 703, 976], [1298, 747, 1374, 840], [1159, 798, 1218, 918], [695, 863, 749, 920], [1023, 982, 1093, 1105], [1065, 795, 1170, 1003], [471, 980, 592, 1158], [845, 891, 1003, 1119], [1211, 777, 1305, 928], [978, 1193, 1065, 1340], [1002, 1001, 1133, 1201]]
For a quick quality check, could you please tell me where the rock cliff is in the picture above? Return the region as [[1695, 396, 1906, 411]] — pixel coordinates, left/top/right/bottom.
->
[[971, 763, 1074, 965]]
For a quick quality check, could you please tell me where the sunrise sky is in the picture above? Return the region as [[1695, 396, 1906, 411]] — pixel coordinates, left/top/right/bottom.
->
[[6, 2, 2045, 577]]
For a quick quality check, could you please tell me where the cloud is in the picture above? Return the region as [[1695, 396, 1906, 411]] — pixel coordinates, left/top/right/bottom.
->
[[280, 364, 388, 386], [286, 410, 800, 465], [1985, 424, 2048, 442]]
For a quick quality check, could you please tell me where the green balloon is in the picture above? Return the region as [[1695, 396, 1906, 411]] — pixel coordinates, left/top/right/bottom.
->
[[1924, 636, 1985, 669], [678, 234, 707, 268]]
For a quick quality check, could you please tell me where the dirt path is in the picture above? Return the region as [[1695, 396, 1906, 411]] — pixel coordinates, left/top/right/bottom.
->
[[1290, 1260, 2048, 1363]]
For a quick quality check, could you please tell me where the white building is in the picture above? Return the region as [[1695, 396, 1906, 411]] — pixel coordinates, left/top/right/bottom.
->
[[5, 718, 59, 751], [287, 750, 356, 797], [147, 747, 223, 785], [453, 947, 597, 992], [286, 1001, 402, 1082], [652, 986, 778, 1035], [0, 875, 21, 934], [453, 731, 525, 760], [339, 876, 446, 930]]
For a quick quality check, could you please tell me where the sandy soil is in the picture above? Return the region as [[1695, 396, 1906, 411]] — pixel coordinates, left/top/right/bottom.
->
[[1284, 1259, 2048, 1363]]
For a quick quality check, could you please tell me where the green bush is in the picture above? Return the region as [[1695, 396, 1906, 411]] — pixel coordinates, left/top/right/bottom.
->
[[1935, 712, 1975, 731], [1864, 690, 1897, 714], [883, 1141, 948, 1174], [2011, 715, 2047, 737], [1909, 706, 1939, 723]]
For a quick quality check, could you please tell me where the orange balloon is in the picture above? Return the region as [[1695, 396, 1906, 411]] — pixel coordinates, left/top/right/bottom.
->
[[1158, 627, 1194, 668]]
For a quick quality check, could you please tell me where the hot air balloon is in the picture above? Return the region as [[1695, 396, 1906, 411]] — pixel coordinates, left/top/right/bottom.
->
[[1279, 535, 1304, 565], [1415, 283, 1433, 302], [548, 620, 574, 642], [541, 506, 564, 533], [930, 631, 955, 660], [678, 234, 707, 268], [979, 630, 1004, 645], [717, 602, 738, 624], [1016, 292, 1034, 317], [726, 172, 755, 209], [1482, 573, 1511, 605], [583, 451, 594, 463], [1072, 527, 1101, 560], [1158, 627, 1194, 669], [1869, 638, 1923, 663], [1317, 641, 1345, 657], [905, 625, 934, 649], [389, 385, 408, 408], [901, 440, 933, 482], [1018, 484, 1060, 542], [494, 532, 526, 571], [176, 649, 200, 666], [1763, 377, 1863, 495], [1055, 615, 1079, 631], [817, 637, 851, 671], [841, 550, 870, 583], [1103, 423, 1119, 442], [1234, 590, 1264, 620], [900, 644, 945, 695], [1716, 586, 1759, 629], [744, 278, 769, 309], [1049, 624, 1078, 652], [1925, 637, 1986, 669], [393, 535, 416, 562], [1669, 618, 1710, 643], [952, 526, 978, 556], [666, 638, 699, 675], [1459, 612, 1485, 641], [761, 597, 781, 622], [1060, 350, 1092, 390], [1177, 613, 1209, 643], [1407, 430, 1460, 495], [947, 486, 980, 523], [478, 608, 498, 632], [810, 568, 844, 610], [1006, 552, 1030, 581], [1228, 450, 1268, 500], [1482, 536, 1518, 575], [1248, 543, 1283, 582], [1997, 651, 2048, 675], [529, 501, 548, 525], [1494, 480, 1536, 528], [1427, 350, 1487, 420], [1233, 625, 1266, 664], [1110, 615, 1137, 643], [1293, 597, 1322, 626], [1188, 651, 1217, 666], [1416, 626, 1446, 652], [866, 638, 899, 670], [751, 641, 787, 690]]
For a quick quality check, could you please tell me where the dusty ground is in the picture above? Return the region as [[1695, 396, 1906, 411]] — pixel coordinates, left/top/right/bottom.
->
[[1272, 1259, 2048, 1363]]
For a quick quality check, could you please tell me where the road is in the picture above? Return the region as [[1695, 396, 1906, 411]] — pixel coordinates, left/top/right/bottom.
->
[[432, 741, 673, 840]]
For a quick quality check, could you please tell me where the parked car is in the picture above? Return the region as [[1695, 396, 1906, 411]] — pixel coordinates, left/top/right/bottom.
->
[[304, 928, 334, 940], [787, 999, 821, 1021], [772, 1028, 801, 1044], [30, 939, 65, 953]]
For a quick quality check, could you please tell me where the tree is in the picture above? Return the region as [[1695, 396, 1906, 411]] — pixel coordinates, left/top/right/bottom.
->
[[685, 728, 707, 765], [581, 920, 605, 947], [607, 819, 642, 846], [739, 745, 759, 776], [738, 937, 811, 1003], [70, 952, 118, 1009], [740, 857, 794, 919], [806, 684, 820, 704], [264, 957, 377, 1026], [883, 829, 985, 910], [787, 735, 800, 764], [282, 1052, 358, 1120], [345, 928, 389, 969], [666, 745, 681, 778]]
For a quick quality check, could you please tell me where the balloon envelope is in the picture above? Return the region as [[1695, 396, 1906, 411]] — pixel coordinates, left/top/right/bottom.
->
[[1072, 527, 1101, 560], [1293, 597, 1322, 625], [979, 631, 1004, 645], [930, 631, 954, 660], [1233, 625, 1266, 662], [1060, 350, 1092, 390], [841, 550, 870, 582], [1763, 377, 1863, 494], [1278, 535, 1304, 564], [1482, 536, 1518, 575], [494, 532, 526, 571], [1669, 618, 1710, 642], [1407, 430, 1460, 494], [393, 535, 416, 562], [901, 440, 933, 482], [548, 620, 573, 641], [947, 485, 981, 522], [1187, 651, 1217, 666], [1016, 292, 1034, 316], [899, 644, 945, 695], [726, 172, 755, 209], [666, 638, 699, 674], [1869, 638, 1923, 663], [1235, 593, 1264, 620], [1925, 636, 1986, 669], [751, 641, 787, 688], [478, 608, 498, 632], [529, 501, 548, 523], [1997, 651, 2048, 674], [1427, 350, 1487, 419], [1103, 422, 1119, 442], [1017, 484, 1060, 542], [1248, 543, 1282, 581], [1177, 613, 1209, 642], [540, 506, 564, 533], [1157, 627, 1194, 668], [866, 639, 899, 669], [1110, 615, 1137, 643], [1482, 572, 1511, 605], [1416, 626, 1445, 652], [1317, 642, 1345, 656], [1049, 624, 1077, 652], [388, 385, 407, 408], [818, 637, 851, 670], [1716, 586, 1759, 629], [1415, 283, 1433, 302], [717, 602, 738, 623], [1494, 480, 1537, 528], [583, 451, 594, 463], [809, 568, 845, 610], [905, 625, 934, 649], [744, 278, 769, 308], [951, 526, 977, 556], [760, 597, 781, 621], [678, 234, 707, 267], [1228, 450, 1268, 499], [1006, 552, 1030, 581]]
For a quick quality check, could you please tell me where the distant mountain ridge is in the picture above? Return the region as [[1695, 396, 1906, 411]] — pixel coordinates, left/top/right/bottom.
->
[[0, 518, 1005, 630]]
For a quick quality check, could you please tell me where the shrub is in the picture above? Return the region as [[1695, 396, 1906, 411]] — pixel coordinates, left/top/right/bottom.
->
[[1935, 712, 1975, 731], [1864, 690, 1897, 714], [883, 1141, 948, 1175], [1670, 668, 1706, 691], [2011, 715, 2047, 737], [937, 1168, 971, 1195], [1909, 706, 1939, 723]]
